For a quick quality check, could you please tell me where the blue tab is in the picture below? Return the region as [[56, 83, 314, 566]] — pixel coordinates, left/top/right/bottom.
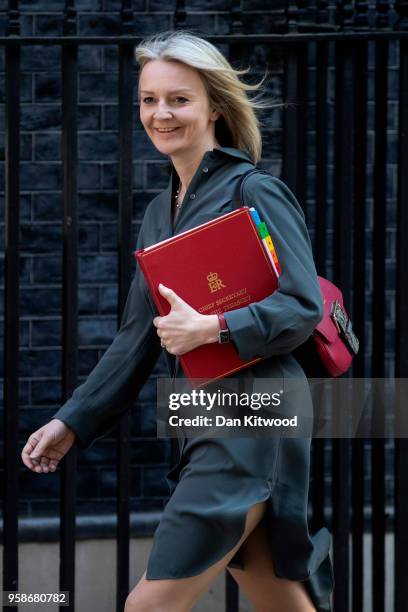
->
[[249, 207, 262, 225]]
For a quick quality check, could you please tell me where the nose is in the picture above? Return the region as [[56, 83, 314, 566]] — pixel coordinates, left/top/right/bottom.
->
[[153, 101, 173, 120]]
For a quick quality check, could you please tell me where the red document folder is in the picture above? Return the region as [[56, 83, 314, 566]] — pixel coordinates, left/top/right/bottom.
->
[[134, 207, 279, 387]]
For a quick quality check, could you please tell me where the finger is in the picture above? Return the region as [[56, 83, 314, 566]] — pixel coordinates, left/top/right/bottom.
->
[[21, 436, 42, 469], [35, 456, 59, 475], [37, 449, 64, 473], [21, 446, 33, 468], [29, 437, 50, 461], [40, 456, 50, 473], [21, 450, 36, 470], [47, 448, 64, 472], [22, 435, 39, 457], [21, 453, 43, 474], [153, 316, 162, 328], [48, 459, 59, 472], [158, 283, 179, 306]]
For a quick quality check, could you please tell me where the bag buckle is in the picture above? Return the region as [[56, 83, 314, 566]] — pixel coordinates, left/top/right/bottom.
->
[[330, 300, 360, 355]]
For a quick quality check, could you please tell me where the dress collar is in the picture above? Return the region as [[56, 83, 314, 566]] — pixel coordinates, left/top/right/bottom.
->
[[167, 146, 253, 173], [208, 146, 253, 163], [158, 146, 253, 236], [162, 146, 253, 198]]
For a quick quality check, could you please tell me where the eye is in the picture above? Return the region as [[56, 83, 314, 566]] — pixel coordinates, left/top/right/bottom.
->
[[175, 97, 188, 103], [142, 97, 154, 104]]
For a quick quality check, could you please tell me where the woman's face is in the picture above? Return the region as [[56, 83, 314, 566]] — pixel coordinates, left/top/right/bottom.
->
[[139, 59, 220, 159]]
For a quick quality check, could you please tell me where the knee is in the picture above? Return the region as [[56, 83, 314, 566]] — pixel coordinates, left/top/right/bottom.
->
[[124, 593, 150, 612], [124, 593, 141, 612], [124, 591, 183, 612], [124, 589, 154, 612]]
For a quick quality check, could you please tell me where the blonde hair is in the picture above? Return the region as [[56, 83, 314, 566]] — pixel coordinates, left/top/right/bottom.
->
[[135, 30, 284, 165]]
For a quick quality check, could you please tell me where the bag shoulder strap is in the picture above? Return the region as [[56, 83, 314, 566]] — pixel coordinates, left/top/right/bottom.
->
[[232, 167, 273, 210]]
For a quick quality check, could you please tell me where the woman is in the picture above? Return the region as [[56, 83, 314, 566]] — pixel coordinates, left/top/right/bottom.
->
[[22, 30, 334, 612]]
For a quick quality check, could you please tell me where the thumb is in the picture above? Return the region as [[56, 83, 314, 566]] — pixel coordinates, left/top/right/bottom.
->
[[29, 435, 50, 459], [158, 283, 180, 306]]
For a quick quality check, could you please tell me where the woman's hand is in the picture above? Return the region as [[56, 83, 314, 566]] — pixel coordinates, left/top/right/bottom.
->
[[21, 419, 76, 474], [153, 283, 219, 355]]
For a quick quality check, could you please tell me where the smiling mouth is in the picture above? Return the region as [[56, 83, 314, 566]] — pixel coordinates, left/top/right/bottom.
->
[[154, 127, 181, 133]]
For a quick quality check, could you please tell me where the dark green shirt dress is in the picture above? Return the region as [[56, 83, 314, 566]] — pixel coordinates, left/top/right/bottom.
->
[[51, 146, 334, 611]]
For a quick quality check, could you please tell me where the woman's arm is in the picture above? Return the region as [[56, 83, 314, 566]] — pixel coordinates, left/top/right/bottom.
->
[[223, 174, 323, 361], [51, 216, 161, 449]]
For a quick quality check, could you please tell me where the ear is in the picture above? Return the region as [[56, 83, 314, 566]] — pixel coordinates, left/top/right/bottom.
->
[[211, 108, 221, 121]]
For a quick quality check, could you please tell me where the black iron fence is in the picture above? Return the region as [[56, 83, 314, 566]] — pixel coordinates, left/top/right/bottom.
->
[[1, 1, 408, 611]]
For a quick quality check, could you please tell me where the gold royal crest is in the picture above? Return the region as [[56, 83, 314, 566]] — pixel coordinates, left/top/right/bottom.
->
[[207, 271, 226, 293]]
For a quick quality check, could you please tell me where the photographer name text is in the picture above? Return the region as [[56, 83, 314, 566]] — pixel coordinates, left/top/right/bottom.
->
[[168, 415, 298, 428]]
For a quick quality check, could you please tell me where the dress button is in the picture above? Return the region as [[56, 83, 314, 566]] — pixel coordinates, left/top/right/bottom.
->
[[189, 193, 196, 199], [202, 167, 209, 173]]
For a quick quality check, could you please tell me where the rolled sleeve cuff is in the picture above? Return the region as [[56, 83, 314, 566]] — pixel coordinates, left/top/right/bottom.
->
[[223, 307, 265, 361], [51, 400, 96, 450]]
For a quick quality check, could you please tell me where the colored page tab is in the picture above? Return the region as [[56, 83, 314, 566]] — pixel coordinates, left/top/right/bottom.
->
[[257, 222, 269, 239], [262, 238, 280, 278], [264, 235, 281, 276], [250, 207, 281, 278], [249, 207, 262, 225]]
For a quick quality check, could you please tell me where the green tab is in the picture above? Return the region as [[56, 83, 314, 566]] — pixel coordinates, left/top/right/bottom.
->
[[257, 222, 269, 239]]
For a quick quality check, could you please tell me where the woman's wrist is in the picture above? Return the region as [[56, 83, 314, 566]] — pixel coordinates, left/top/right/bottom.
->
[[199, 314, 220, 344]]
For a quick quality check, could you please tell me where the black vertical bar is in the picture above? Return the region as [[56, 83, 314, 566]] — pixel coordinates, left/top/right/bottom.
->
[[3, 1, 20, 607], [170, 437, 180, 484], [314, 40, 328, 271], [394, 35, 408, 612], [296, 42, 308, 213], [60, 3, 79, 611], [174, 0, 187, 29], [116, 2, 134, 610], [310, 39, 329, 534], [282, 40, 300, 192], [376, 0, 391, 28], [171, 0, 185, 578], [283, 4, 308, 203], [332, 37, 354, 612], [371, 38, 388, 612], [351, 38, 368, 612], [225, 572, 239, 612], [354, 1, 370, 28], [222, 9, 244, 612], [168, 0, 181, 483], [314, 0, 330, 26]]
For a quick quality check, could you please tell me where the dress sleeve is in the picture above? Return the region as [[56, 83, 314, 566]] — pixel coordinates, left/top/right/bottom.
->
[[223, 173, 323, 361], [51, 216, 161, 449]]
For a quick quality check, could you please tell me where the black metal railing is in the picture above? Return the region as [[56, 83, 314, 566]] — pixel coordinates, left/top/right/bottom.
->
[[1, 1, 408, 611]]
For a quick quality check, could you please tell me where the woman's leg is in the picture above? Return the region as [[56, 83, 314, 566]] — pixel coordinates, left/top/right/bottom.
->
[[124, 500, 267, 612], [227, 516, 317, 612]]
